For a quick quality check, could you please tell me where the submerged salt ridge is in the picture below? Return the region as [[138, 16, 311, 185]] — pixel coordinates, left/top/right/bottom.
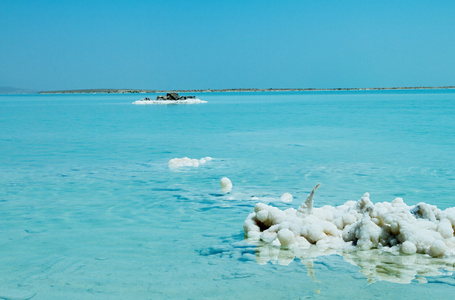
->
[[253, 242, 455, 284], [244, 184, 455, 258]]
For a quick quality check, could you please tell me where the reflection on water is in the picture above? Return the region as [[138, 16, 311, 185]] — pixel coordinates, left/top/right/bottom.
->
[[254, 243, 455, 284]]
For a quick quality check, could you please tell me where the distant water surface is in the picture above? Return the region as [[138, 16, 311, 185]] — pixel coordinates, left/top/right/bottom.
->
[[1, 91, 455, 299]]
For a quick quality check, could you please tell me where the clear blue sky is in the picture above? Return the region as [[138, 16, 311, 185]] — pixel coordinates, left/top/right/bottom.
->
[[1, 0, 455, 91]]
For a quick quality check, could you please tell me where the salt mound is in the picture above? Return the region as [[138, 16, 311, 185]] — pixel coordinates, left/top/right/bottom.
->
[[280, 193, 293, 203], [244, 184, 455, 258], [133, 99, 207, 105], [168, 157, 212, 169], [220, 177, 233, 193]]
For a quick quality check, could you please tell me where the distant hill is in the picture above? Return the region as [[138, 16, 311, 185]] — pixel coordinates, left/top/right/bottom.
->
[[39, 86, 455, 94], [39, 89, 154, 94], [0, 86, 36, 94]]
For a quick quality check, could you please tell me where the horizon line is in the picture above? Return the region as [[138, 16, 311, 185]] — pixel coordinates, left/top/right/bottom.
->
[[37, 85, 455, 94]]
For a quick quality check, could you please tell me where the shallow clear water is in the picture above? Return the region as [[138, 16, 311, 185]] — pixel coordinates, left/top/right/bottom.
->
[[1, 91, 455, 299]]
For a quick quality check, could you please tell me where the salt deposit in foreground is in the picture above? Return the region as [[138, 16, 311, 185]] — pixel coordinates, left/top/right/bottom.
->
[[168, 157, 212, 169], [243, 183, 455, 283]]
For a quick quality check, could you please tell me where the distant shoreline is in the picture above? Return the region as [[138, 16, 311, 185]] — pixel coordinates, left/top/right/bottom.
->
[[38, 86, 455, 94]]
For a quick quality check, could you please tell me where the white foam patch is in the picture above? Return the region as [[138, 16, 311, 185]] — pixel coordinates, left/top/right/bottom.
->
[[133, 99, 207, 105], [168, 157, 212, 169], [243, 184, 455, 283]]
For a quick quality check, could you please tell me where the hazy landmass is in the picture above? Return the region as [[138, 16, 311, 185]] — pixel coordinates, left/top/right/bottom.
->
[[0, 86, 36, 94], [39, 86, 455, 94]]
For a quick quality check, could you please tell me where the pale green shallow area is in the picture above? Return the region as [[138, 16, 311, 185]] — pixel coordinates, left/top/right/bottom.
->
[[1, 91, 455, 299]]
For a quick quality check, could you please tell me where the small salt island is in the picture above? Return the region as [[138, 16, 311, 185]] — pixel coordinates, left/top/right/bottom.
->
[[132, 93, 207, 105]]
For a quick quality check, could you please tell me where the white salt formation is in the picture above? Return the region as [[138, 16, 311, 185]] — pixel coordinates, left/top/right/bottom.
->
[[244, 184, 455, 283], [244, 184, 455, 258], [220, 177, 233, 193], [168, 157, 212, 169], [280, 193, 293, 203]]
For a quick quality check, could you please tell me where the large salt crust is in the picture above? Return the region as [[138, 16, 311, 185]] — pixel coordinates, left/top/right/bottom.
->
[[132, 99, 207, 105], [168, 157, 212, 168], [244, 184, 455, 283]]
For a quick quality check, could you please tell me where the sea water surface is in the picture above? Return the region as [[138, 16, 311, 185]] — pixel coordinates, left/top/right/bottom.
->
[[1, 91, 455, 299]]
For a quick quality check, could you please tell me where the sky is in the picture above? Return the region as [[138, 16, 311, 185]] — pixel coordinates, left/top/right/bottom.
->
[[1, 0, 455, 91]]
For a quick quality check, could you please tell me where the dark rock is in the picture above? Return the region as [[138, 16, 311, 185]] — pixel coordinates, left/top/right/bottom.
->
[[167, 93, 180, 100], [152, 93, 197, 101]]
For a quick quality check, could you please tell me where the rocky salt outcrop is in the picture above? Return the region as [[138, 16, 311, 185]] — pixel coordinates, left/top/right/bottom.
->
[[155, 93, 196, 101], [133, 93, 206, 105]]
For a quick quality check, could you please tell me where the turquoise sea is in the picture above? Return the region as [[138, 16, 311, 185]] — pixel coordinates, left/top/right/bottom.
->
[[1, 90, 455, 299]]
